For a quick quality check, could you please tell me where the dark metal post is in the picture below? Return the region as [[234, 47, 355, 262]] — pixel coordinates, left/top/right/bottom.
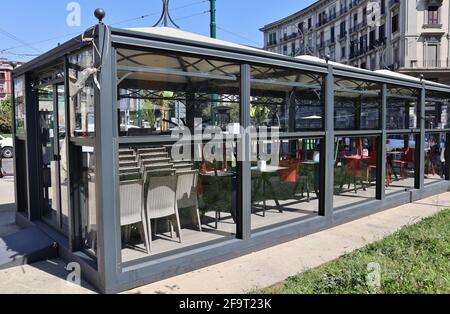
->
[[209, 0, 218, 125], [416, 86, 426, 189], [24, 73, 42, 221], [94, 21, 120, 292], [376, 84, 387, 200], [237, 64, 251, 240], [323, 64, 334, 221]]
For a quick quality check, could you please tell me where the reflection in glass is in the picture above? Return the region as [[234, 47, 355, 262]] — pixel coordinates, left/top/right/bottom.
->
[[334, 78, 381, 130], [425, 91, 450, 129], [116, 48, 241, 136], [251, 138, 322, 230], [424, 133, 447, 184], [386, 134, 416, 194], [387, 85, 419, 130], [39, 86, 58, 226], [334, 136, 379, 208], [77, 146, 97, 255], [250, 65, 324, 131], [14, 76, 26, 134], [68, 48, 95, 137]]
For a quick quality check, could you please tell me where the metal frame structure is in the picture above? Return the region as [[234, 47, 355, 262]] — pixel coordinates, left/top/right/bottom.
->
[[11, 22, 450, 293]]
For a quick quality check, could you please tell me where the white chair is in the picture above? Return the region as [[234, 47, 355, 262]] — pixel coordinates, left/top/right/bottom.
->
[[144, 169, 181, 251], [176, 170, 202, 231], [120, 172, 150, 254]]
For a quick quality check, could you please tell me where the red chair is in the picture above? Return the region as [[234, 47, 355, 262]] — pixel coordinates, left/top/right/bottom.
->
[[392, 148, 414, 179]]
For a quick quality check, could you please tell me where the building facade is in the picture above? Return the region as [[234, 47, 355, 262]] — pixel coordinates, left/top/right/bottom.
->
[[261, 0, 450, 84], [0, 59, 24, 101]]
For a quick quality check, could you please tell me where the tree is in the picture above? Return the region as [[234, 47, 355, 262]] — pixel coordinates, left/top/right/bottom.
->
[[0, 96, 12, 134]]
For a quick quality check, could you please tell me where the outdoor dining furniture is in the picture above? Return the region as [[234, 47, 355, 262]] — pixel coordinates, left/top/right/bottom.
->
[[199, 170, 236, 229], [119, 172, 150, 254], [251, 165, 287, 217], [144, 169, 182, 250], [298, 160, 320, 202], [176, 170, 202, 231], [119, 155, 137, 163]]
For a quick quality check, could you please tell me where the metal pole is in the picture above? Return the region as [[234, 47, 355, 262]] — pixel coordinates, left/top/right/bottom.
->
[[210, 0, 216, 39], [210, 0, 218, 126]]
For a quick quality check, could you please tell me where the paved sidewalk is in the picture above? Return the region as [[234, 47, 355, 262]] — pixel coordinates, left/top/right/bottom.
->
[[127, 192, 450, 294], [0, 190, 448, 294], [0, 178, 15, 211]]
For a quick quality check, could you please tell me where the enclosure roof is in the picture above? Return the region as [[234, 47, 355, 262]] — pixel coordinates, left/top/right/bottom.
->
[[11, 25, 450, 92], [125, 27, 276, 56]]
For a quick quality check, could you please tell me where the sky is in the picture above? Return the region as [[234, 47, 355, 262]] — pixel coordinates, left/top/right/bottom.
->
[[0, 0, 316, 61]]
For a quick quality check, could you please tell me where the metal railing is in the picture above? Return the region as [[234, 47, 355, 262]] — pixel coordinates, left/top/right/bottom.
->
[[410, 60, 449, 69]]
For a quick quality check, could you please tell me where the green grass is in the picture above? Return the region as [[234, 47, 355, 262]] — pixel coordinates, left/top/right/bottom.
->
[[255, 209, 450, 294]]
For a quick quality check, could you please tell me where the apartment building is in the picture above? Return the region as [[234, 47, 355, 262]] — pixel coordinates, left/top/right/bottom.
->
[[0, 59, 24, 102], [261, 0, 450, 84]]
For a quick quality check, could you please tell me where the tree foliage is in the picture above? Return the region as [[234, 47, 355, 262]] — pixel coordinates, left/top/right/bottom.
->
[[0, 96, 12, 133]]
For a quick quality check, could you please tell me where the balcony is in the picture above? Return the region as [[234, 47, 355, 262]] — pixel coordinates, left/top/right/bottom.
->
[[327, 38, 336, 46], [266, 40, 277, 47], [339, 31, 347, 41], [409, 60, 450, 69], [339, 6, 348, 16]]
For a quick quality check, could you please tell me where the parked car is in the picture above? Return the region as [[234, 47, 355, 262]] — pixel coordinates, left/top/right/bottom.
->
[[0, 134, 13, 158]]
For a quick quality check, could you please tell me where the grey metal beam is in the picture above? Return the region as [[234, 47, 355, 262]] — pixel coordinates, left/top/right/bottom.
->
[[416, 87, 426, 189], [250, 79, 321, 90], [93, 24, 120, 293], [323, 64, 334, 220], [237, 64, 251, 240], [377, 84, 387, 200], [117, 65, 238, 81]]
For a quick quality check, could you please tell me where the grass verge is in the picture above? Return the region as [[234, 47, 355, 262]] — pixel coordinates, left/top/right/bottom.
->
[[256, 209, 450, 294]]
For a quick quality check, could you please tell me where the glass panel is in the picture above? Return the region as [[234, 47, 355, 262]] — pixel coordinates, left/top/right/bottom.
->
[[68, 48, 95, 138], [119, 141, 236, 262], [39, 86, 59, 226], [387, 85, 419, 130], [14, 76, 26, 135], [424, 132, 447, 184], [334, 77, 381, 130], [57, 85, 69, 231], [385, 134, 417, 194], [250, 65, 324, 131], [334, 136, 379, 209], [75, 145, 97, 255], [116, 48, 241, 136], [425, 91, 450, 129], [251, 138, 322, 230]]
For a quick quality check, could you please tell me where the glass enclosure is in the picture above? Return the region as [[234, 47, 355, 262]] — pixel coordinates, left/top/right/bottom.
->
[[11, 26, 450, 293]]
